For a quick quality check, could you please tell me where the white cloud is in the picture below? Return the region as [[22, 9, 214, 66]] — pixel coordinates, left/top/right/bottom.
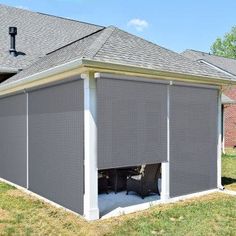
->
[[127, 18, 149, 31]]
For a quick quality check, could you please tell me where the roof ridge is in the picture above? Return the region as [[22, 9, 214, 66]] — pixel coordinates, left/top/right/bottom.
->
[[0, 4, 104, 28], [112, 27, 197, 63], [46, 27, 105, 55], [83, 26, 116, 59], [0, 3, 32, 13], [37, 12, 104, 28], [114, 26, 166, 49], [183, 49, 210, 54]]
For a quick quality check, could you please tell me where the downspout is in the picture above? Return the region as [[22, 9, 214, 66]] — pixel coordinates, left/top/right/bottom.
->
[[222, 105, 225, 154]]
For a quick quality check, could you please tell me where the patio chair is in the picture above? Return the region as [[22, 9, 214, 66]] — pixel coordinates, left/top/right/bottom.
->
[[98, 171, 109, 194], [126, 163, 161, 199]]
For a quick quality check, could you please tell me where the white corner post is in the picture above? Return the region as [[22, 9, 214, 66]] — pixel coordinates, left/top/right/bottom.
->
[[217, 90, 224, 190], [82, 72, 99, 220], [161, 83, 171, 200]]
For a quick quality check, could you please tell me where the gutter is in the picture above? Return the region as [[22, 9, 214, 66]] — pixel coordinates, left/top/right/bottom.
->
[[81, 59, 236, 85], [0, 58, 84, 93], [0, 57, 236, 96]]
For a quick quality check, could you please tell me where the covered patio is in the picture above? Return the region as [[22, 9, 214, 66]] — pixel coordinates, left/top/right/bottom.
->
[[98, 163, 162, 217], [98, 178, 162, 217]]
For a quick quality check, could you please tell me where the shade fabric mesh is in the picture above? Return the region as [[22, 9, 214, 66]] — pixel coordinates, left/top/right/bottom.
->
[[97, 77, 168, 169], [169, 85, 218, 197], [0, 93, 27, 187], [28, 80, 84, 214]]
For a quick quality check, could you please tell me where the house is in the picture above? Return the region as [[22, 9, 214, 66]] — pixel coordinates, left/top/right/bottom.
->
[[182, 49, 236, 150], [0, 4, 235, 220]]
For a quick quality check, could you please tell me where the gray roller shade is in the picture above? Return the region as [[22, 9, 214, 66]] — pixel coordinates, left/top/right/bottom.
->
[[169, 85, 218, 197], [0, 93, 27, 187], [28, 80, 84, 214], [97, 77, 168, 169]]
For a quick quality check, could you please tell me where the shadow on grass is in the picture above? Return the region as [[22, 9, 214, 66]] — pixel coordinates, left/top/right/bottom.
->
[[222, 177, 236, 186]]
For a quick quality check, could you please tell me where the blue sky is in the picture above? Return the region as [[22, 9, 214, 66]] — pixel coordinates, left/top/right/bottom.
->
[[1, 0, 236, 53]]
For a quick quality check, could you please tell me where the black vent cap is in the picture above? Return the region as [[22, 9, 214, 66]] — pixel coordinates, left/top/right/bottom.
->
[[9, 27, 17, 35]]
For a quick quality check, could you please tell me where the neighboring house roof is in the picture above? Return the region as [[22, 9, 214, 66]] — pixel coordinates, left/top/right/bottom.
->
[[182, 49, 236, 77], [3, 26, 235, 86], [182, 50, 236, 104], [0, 4, 103, 72]]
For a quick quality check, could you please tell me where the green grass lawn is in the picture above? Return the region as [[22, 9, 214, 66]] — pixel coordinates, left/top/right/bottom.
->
[[0, 155, 235, 236], [222, 151, 236, 191]]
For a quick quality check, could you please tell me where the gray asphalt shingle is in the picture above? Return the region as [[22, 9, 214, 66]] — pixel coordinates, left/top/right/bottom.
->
[[4, 26, 234, 86], [0, 4, 103, 71], [91, 27, 233, 79]]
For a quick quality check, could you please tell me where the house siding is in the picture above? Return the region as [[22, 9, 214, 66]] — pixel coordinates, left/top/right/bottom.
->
[[223, 85, 236, 147]]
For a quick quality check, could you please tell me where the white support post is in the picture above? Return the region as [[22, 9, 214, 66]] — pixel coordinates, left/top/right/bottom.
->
[[82, 72, 99, 220], [217, 90, 224, 190], [161, 83, 170, 200]]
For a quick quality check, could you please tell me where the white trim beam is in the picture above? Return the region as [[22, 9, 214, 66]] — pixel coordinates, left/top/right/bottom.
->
[[95, 72, 169, 85]]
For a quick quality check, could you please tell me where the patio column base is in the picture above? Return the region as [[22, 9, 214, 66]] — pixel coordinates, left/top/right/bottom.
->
[[84, 207, 99, 221], [161, 193, 170, 201], [161, 162, 170, 201]]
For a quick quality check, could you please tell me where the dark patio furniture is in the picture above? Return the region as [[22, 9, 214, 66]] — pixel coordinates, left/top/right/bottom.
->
[[108, 166, 140, 193], [126, 163, 161, 199], [98, 171, 109, 194]]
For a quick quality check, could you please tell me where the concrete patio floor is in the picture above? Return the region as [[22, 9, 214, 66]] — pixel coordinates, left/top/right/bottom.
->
[[98, 179, 162, 217], [98, 191, 160, 217]]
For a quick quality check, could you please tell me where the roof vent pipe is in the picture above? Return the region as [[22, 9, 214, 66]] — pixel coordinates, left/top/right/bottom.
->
[[9, 27, 17, 57]]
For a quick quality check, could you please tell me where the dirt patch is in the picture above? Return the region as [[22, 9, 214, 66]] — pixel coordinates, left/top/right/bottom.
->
[[0, 224, 6, 232], [6, 189, 35, 201], [0, 209, 10, 220]]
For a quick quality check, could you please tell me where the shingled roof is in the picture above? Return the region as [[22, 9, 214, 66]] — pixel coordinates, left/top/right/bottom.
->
[[4, 25, 235, 86], [1, 5, 235, 87], [0, 4, 103, 71], [182, 49, 236, 77]]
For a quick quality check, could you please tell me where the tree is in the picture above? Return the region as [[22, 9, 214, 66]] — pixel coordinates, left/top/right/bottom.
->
[[211, 26, 236, 59]]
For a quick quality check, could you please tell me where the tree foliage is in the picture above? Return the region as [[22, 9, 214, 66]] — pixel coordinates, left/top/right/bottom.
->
[[211, 26, 236, 59]]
